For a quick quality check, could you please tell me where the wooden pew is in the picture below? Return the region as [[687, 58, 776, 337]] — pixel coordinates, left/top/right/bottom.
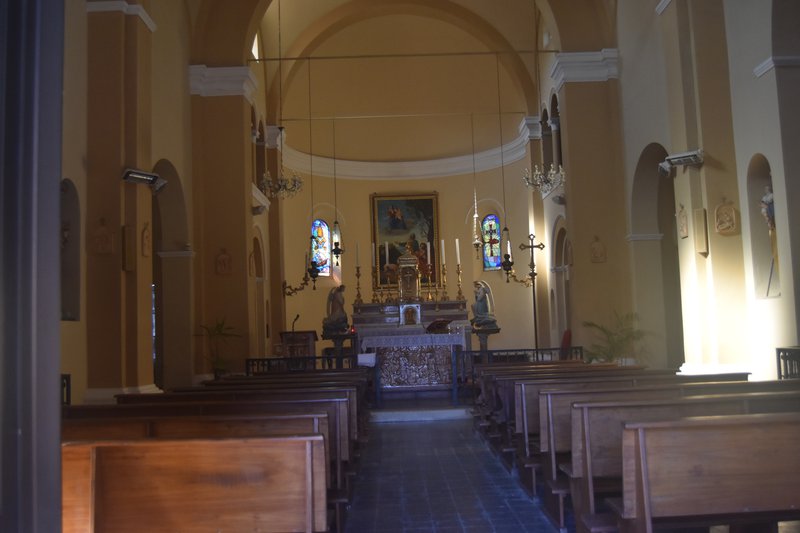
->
[[115, 386, 361, 449], [63, 435, 327, 532], [565, 390, 800, 533], [64, 396, 352, 492], [62, 412, 333, 488], [616, 412, 800, 533]]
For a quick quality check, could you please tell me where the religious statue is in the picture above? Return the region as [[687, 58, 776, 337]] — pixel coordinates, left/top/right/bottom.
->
[[470, 280, 498, 330], [760, 185, 775, 231], [322, 285, 349, 335]]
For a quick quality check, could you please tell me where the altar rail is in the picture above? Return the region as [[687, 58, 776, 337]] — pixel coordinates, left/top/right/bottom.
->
[[246, 355, 358, 375], [776, 346, 800, 379], [458, 346, 584, 381]]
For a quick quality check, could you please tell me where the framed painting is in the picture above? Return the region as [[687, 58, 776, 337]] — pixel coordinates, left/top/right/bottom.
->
[[371, 192, 440, 287]]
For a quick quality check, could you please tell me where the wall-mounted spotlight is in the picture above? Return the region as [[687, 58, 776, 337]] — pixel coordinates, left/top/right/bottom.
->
[[659, 149, 704, 177], [122, 168, 167, 194]]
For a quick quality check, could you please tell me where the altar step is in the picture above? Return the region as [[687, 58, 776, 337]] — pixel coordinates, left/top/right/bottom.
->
[[369, 396, 472, 423]]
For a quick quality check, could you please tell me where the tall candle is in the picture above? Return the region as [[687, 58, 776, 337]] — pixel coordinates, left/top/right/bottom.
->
[[506, 239, 512, 256], [425, 242, 430, 263], [356, 242, 360, 266], [440, 239, 446, 264], [385, 241, 390, 264], [371, 242, 376, 267], [455, 238, 461, 264]]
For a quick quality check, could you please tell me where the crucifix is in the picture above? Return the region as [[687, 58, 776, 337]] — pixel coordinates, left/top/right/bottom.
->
[[519, 234, 545, 350]]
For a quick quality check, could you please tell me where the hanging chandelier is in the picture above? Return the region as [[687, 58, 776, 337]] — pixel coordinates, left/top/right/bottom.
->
[[265, 169, 303, 199], [267, 0, 302, 200], [522, 163, 565, 196]]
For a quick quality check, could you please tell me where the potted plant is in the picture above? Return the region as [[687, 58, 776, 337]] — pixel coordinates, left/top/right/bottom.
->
[[582, 311, 646, 365], [198, 318, 241, 378]]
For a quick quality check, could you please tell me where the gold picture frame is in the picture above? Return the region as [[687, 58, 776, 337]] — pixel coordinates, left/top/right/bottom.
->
[[371, 192, 440, 287]]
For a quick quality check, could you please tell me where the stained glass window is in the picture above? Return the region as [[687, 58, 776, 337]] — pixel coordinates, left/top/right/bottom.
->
[[311, 219, 331, 276], [481, 214, 502, 271]]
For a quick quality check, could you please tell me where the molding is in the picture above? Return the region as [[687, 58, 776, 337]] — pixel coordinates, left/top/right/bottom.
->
[[279, 116, 531, 181], [550, 48, 619, 93], [252, 183, 270, 209], [83, 383, 162, 404], [189, 65, 258, 106], [157, 250, 195, 259], [655, 0, 672, 15], [626, 233, 664, 242], [265, 125, 281, 149], [523, 116, 542, 140], [86, 1, 157, 32], [754, 55, 800, 78]]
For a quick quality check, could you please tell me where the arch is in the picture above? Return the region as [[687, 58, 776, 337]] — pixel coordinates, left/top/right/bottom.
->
[[60, 179, 81, 321], [747, 154, 779, 298], [772, 0, 800, 56], [549, 93, 563, 168], [629, 143, 685, 369], [266, 0, 540, 122], [540, 107, 553, 170], [551, 217, 571, 338], [151, 159, 194, 389], [252, 231, 267, 356]]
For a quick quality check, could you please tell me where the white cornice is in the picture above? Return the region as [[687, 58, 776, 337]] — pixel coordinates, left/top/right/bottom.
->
[[523, 116, 542, 140], [87, 1, 157, 32], [252, 183, 270, 209], [550, 49, 619, 93], [626, 233, 664, 242], [279, 116, 531, 181], [754, 55, 800, 78], [655, 0, 672, 15], [189, 65, 258, 106]]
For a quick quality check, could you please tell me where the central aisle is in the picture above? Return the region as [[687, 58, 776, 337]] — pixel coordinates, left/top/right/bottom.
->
[[344, 417, 561, 533]]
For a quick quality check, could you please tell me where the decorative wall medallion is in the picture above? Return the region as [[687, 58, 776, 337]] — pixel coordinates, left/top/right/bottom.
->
[[677, 204, 689, 239], [590, 235, 607, 263], [215, 248, 232, 275], [141, 222, 151, 257], [714, 200, 739, 236], [92, 218, 114, 255]]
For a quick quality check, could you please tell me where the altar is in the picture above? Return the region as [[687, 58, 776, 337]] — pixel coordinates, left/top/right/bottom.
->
[[354, 301, 470, 405]]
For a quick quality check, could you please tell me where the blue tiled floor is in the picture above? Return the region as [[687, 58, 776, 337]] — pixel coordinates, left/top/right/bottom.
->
[[344, 418, 560, 533]]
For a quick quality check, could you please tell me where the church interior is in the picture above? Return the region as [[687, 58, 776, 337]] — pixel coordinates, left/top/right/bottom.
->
[[2, 0, 800, 531]]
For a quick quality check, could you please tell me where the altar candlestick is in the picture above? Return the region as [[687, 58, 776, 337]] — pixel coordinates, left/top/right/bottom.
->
[[440, 239, 446, 264], [455, 238, 461, 264]]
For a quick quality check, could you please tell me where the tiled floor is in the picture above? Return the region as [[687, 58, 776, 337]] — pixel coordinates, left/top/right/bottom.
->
[[344, 417, 560, 533]]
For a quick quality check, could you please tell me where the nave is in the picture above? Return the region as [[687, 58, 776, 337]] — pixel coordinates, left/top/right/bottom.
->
[[344, 413, 560, 533]]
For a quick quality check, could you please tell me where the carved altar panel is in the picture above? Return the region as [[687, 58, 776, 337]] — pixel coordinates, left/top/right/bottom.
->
[[378, 345, 452, 387]]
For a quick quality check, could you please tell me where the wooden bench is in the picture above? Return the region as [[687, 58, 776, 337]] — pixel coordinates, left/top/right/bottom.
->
[[564, 390, 800, 533], [64, 396, 353, 492], [62, 412, 333, 488], [115, 386, 362, 450], [63, 435, 327, 532], [616, 412, 800, 533]]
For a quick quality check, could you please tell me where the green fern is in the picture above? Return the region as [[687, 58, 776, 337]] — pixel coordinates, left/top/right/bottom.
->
[[582, 311, 645, 363], [198, 318, 241, 371]]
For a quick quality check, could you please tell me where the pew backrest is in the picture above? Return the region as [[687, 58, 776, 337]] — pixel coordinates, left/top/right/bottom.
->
[[620, 412, 800, 529], [63, 435, 328, 532]]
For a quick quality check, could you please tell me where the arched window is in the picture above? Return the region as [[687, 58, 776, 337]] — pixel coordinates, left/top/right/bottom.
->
[[481, 214, 502, 271], [311, 219, 331, 276]]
